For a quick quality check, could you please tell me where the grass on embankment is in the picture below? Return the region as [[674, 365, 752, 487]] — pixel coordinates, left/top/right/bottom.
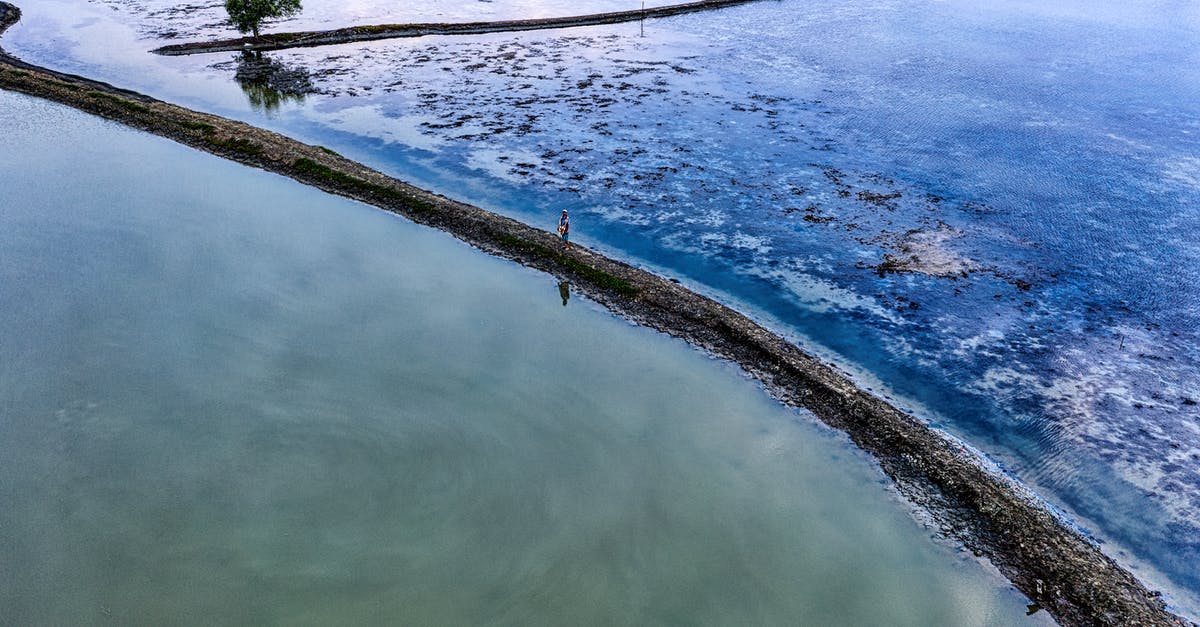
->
[[205, 135, 263, 156], [498, 235, 638, 297], [292, 157, 435, 212], [86, 90, 150, 114], [178, 120, 215, 133]]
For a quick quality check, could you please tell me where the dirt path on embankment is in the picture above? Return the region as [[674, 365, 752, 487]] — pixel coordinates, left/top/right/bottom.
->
[[152, 0, 761, 56], [0, 3, 1191, 625]]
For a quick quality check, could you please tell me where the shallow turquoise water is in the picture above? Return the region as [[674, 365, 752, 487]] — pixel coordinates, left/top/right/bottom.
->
[[0, 91, 1049, 624]]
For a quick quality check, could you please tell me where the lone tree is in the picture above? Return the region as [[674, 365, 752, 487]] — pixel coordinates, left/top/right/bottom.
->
[[224, 0, 302, 39]]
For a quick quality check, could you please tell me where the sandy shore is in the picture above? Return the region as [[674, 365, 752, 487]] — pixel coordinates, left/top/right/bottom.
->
[[0, 3, 1190, 624], [151, 0, 761, 56]]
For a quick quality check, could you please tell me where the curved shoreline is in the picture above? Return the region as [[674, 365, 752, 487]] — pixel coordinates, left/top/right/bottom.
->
[[0, 3, 1189, 625], [151, 0, 761, 56]]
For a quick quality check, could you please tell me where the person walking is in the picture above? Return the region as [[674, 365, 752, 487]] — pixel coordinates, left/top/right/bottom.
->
[[558, 209, 571, 250]]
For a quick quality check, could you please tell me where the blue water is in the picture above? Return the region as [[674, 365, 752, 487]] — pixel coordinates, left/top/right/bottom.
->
[[7, 0, 1200, 616], [0, 88, 1047, 626]]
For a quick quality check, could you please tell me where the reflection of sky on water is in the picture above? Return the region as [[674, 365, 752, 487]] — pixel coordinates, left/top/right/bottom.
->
[[0, 89, 1048, 626], [6, 0, 1200, 617]]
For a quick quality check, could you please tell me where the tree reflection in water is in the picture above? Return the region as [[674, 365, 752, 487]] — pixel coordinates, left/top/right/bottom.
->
[[232, 51, 314, 114]]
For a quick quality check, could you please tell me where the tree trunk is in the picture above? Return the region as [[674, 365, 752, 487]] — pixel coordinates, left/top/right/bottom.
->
[[252, 24, 260, 38]]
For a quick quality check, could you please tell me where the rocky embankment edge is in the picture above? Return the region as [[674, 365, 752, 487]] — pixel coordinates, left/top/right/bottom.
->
[[0, 3, 1191, 625], [152, 0, 760, 56]]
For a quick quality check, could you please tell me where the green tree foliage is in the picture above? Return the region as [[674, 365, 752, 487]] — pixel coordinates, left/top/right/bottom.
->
[[224, 0, 302, 38]]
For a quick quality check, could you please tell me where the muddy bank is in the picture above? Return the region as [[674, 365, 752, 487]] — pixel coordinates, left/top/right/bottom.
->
[[0, 3, 1190, 625], [151, 0, 760, 56]]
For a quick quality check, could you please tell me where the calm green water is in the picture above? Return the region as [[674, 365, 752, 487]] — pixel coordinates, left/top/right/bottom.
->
[[0, 90, 1046, 625]]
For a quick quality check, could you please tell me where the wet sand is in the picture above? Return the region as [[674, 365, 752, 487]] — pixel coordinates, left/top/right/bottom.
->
[[0, 3, 1188, 624]]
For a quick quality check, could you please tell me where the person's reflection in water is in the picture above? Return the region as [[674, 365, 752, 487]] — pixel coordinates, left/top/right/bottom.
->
[[232, 51, 314, 115], [558, 281, 570, 307]]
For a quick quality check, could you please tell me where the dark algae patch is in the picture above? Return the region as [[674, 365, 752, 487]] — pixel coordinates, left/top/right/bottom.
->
[[0, 2, 1191, 624]]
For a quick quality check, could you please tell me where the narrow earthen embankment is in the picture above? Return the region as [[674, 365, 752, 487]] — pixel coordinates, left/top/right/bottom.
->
[[151, 0, 759, 56], [0, 3, 1191, 625]]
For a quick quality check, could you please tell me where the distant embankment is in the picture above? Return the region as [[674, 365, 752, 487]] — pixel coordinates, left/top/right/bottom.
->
[[0, 3, 1192, 625], [151, 0, 760, 56]]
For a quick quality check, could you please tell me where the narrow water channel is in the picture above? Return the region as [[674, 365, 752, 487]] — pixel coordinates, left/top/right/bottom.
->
[[0, 90, 1048, 624]]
